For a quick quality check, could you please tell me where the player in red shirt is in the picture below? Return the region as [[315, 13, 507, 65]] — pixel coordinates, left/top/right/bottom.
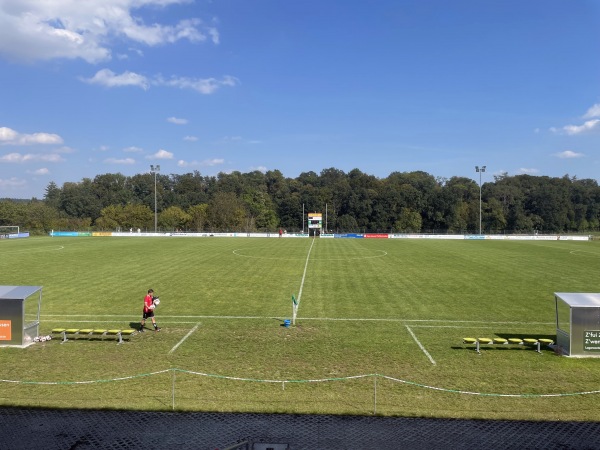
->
[[140, 288, 160, 332]]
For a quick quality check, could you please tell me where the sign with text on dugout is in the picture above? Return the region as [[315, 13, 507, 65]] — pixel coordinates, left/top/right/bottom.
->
[[0, 320, 12, 340]]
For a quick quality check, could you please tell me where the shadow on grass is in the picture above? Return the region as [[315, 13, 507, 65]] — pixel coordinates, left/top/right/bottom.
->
[[496, 333, 556, 341]]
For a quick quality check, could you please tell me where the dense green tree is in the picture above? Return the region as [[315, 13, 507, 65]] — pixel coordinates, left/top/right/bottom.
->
[[93, 173, 133, 208], [169, 171, 209, 208], [95, 204, 124, 230], [187, 204, 209, 231], [241, 189, 278, 231], [336, 214, 359, 233], [0, 200, 19, 226], [208, 192, 247, 231], [277, 191, 304, 231], [17, 168, 599, 235], [159, 206, 191, 231], [44, 181, 61, 210], [59, 179, 102, 220], [394, 207, 422, 232]]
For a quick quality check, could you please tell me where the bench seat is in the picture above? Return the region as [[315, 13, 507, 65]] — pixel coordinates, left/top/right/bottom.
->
[[463, 337, 554, 354], [51, 327, 136, 344]]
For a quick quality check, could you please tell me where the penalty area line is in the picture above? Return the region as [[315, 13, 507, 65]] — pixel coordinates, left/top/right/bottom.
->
[[405, 324, 436, 366], [169, 323, 200, 354]]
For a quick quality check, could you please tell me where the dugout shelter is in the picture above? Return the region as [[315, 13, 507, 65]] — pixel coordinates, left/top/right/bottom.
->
[[0, 286, 43, 348], [555, 292, 600, 357]]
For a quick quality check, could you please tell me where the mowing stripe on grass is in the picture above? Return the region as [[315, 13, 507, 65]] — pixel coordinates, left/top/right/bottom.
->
[[405, 325, 436, 365], [169, 323, 200, 354]]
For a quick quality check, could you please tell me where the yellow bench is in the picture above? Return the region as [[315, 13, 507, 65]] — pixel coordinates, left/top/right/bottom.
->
[[463, 337, 554, 354], [52, 328, 136, 344]]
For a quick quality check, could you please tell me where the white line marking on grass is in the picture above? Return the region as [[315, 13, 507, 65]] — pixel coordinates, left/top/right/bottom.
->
[[296, 238, 315, 308], [41, 314, 554, 326], [169, 323, 200, 354], [569, 250, 600, 257], [405, 325, 436, 365]]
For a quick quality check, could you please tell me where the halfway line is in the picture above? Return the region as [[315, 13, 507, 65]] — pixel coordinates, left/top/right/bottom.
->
[[169, 323, 200, 354], [296, 237, 315, 308], [406, 324, 436, 365]]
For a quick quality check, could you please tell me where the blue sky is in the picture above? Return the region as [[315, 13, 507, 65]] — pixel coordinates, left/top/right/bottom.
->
[[0, 0, 599, 199]]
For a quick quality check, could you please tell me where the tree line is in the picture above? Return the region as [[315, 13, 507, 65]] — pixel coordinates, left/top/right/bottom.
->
[[1, 168, 599, 235]]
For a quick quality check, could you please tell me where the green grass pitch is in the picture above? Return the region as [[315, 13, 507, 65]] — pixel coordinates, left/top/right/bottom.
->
[[1, 236, 600, 420]]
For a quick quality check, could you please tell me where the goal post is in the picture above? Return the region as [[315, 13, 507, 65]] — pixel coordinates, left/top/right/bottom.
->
[[0, 226, 19, 238]]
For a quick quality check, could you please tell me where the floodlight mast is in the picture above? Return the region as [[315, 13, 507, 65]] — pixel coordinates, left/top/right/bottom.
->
[[150, 165, 160, 233], [475, 165, 486, 235]]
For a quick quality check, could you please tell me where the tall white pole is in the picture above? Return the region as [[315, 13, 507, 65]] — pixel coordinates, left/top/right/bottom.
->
[[475, 165, 486, 235], [151, 165, 160, 233]]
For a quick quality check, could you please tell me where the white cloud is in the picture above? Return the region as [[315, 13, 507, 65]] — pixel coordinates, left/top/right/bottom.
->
[[0, 177, 26, 188], [551, 104, 600, 135], [250, 166, 268, 173], [0, 127, 18, 141], [217, 136, 261, 145], [204, 158, 224, 166], [583, 103, 600, 119], [55, 146, 75, 154], [29, 168, 49, 175], [220, 136, 243, 143], [208, 27, 220, 45], [81, 70, 239, 95], [167, 117, 188, 125], [561, 119, 600, 135], [556, 150, 584, 159], [0, 127, 63, 145], [123, 146, 143, 153], [104, 157, 135, 164], [82, 69, 150, 89], [157, 75, 239, 94], [147, 149, 174, 160], [0, 152, 65, 163], [519, 168, 539, 174], [177, 158, 224, 167], [183, 136, 198, 142], [0, 1, 218, 64]]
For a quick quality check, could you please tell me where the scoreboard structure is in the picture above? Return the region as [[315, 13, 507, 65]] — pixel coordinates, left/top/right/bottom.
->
[[307, 212, 322, 236]]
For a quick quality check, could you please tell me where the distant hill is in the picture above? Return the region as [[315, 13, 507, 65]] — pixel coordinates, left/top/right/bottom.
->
[[0, 198, 32, 203]]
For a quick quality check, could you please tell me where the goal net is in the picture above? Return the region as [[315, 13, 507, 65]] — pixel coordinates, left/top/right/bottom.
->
[[0, 226, 19, 238]]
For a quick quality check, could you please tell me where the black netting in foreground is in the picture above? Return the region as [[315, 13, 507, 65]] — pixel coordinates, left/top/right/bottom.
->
[[1, 408, 600, 450]]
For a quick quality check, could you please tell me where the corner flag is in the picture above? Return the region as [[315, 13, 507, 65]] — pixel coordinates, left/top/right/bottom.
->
[[292, 294, 299, 325]]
